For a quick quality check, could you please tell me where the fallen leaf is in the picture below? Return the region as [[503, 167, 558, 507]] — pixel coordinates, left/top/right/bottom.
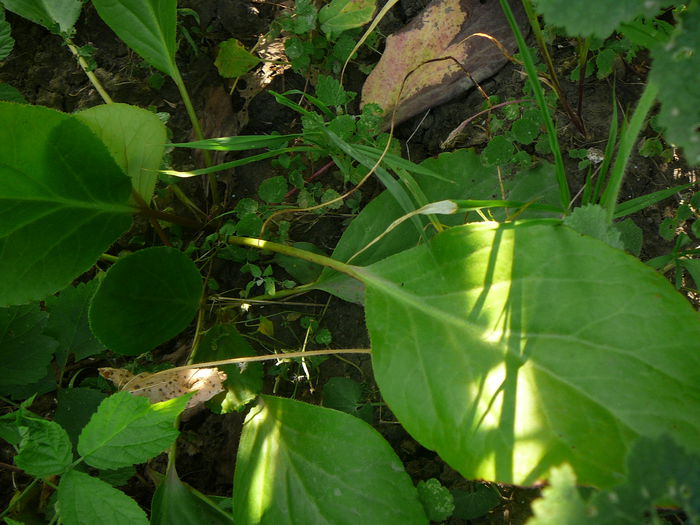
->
[[361, 0, 528, 127], [99, 367, 227, 409]]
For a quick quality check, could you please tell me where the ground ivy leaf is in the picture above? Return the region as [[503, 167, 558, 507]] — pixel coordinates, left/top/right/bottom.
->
[[58, 470, 149, 525], [77, 391, 188, 470], [0, 103, 133, 307], [15, 418, 73, 477], [233, 395, 427, 524], [0, 305, 57, 395], [650, 6, 700, 165], [257, 176, 288, 203], [358, 221, 700, 487], [89, 247, 202, 356], [535, 0, 662, 38], [45, 280, 104, 366]]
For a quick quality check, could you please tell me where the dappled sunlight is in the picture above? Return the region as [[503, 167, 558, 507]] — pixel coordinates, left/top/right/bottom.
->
[[236, 401, 282, 522]]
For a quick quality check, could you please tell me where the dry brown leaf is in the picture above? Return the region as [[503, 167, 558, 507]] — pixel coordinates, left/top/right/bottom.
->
[[361, 0, 528, 127], [99, 367, 227, 409]]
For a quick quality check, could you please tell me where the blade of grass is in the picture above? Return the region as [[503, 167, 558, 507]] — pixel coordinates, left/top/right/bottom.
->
[[600, 80, 659, 223], [499, 0, 570, 210]]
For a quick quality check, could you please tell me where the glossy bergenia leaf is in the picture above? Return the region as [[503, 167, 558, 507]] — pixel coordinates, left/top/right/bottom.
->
[[89, 247, 202, 355], [358, 221, 700, 487], [76, 103, 167, 202], [0, 103, 133, 306], [233, 395, 427, 524]]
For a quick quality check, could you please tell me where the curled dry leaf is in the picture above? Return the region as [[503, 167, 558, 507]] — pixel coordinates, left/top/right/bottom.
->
[[99, 367, 227, 409], [361, 0, 528, 127]]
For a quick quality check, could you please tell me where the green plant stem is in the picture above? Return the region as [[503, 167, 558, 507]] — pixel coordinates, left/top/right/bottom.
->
[[499, 0, 570, 210], [148, 348, 372, 376], [65, 40, 113, 104], [170, 68, 219, 206], [600, 80, 659, 223], [227, 236, 361, 279], [99, 253, 120, 263]]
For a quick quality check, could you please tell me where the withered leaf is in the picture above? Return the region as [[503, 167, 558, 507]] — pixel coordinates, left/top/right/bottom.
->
[[361, 0, 528, 127], [99, 367, 227, 409]]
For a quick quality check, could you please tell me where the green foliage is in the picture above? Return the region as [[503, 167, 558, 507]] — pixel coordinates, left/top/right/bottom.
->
[[151, 465, 234, 525], [75, 103, 167, 203], [233, 395, 427, 524], [359, 221, 700, 487], [535, 0, 663, 38], [197, 324, 262, 413], [214, 38, 260, 78], [322, 376, 373, 422], [1, 0, 82, 34], [650, 4, 700, 165], [59, 470, 150, 525], [528, 436, 700, 523], [0, 305, 58, 396], [417, 478, 455, 522], [0, 81, 25, 102], [89, 247, 202, 355], [91, 0, 177, 77], [319, 0, 376, 40], [3, 0, 700, 523], [0, 7, 14, 60], [0, 103, 133, 306]]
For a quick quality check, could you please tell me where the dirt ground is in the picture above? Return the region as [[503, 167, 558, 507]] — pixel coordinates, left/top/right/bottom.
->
[[1, 1, 696, 523]]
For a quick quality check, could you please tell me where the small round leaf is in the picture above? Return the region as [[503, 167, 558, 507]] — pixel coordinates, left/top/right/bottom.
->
[[89, 247, 202, 355]]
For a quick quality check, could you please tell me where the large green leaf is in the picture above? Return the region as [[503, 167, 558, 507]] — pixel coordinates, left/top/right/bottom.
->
[[528, 436, 700, 524], [1, 0, 82, 34], [78, 391, 188, 470], [58, 470, 149, 525], [0, 103, 133, 307], [91, 0, 177, 76], [76, 103, 167, 202], [233, 395, 427, 525], [89, 247, 202, 355], [358, 221, 700, 487], [650, 4, 700, 166], [534, 0, 662, 38]]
